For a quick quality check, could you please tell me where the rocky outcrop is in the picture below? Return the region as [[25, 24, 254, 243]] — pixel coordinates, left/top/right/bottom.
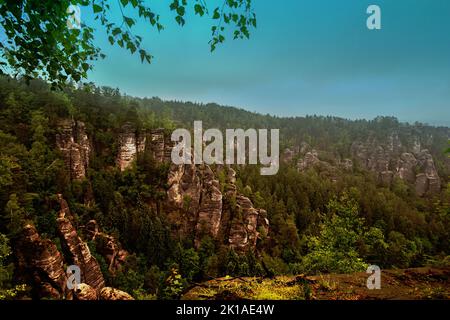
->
[[110, 126, 270, 251], [195, 166, 223, 247], [116, 123, 171, 171], [85, 220, 128, 273], [14, 197, 132, 300], [167, 162, 269, 251], [71, 284, 133, 300], [221, 168, 269, 251], [395, 153, 417, 183], [414, 150, 441, 196], [297, 150, 321, 171], [351, 140, 441, 195], [56, 195, 105, 290], [99, 287, 134, 300], [56, 119, 91, 180], [283, 133, 443, 196], [73, 283, 98, 300], [116, 123, 146, 171], [227, 195, 267, 250], [14, 225, 68, 299]]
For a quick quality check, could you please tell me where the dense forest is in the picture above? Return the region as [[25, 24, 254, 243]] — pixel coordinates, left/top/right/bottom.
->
[[0, 76, 449, 300]]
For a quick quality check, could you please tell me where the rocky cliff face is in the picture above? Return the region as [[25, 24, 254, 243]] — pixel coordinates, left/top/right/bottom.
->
[[15, 195, 132, 300], [351, 139, 441, 196], [56, 119, 91, 180], [115, 125, 269, 251], [116, 123, 146, 171], [222, 168, 269, 251], [84, 220, 128, 274], [116, 123, 169, 171], [284, 133, 443, 196], [166, 162, 268, 251], [14, 224, 68, 299], [55, 119, 267, 252], [56, 194, 105, 290]]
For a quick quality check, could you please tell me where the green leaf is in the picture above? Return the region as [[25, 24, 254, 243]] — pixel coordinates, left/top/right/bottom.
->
[[176, 6, 185, 16], [194, 4, 204, 16], [124, 17, 135, 27], [175, 15, 185, 26], [93, 4, 102, 13], [213, 8, 220, 19], [112, 28, 121, 36]]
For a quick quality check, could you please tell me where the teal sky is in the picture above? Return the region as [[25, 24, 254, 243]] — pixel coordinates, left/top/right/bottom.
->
[[85, 0, 450, 126]]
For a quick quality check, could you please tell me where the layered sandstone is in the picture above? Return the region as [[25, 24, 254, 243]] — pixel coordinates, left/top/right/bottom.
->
[[115, 125, 269, 251], [283, 133, 442, 196], [56, 195, 105, 290], [85, 220, 128, 273], [56, 119, 91, 180], [14, 225, 68, 299]]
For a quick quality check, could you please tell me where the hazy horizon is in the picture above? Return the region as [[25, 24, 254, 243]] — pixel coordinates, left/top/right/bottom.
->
[[84, 0, 450, 127]]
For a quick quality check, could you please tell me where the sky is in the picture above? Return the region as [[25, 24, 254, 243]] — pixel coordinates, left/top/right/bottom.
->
[[85, 0, 450, 126]]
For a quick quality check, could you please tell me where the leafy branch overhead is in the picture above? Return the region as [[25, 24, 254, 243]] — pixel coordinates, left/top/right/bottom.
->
[[0, 0, 257, 88]]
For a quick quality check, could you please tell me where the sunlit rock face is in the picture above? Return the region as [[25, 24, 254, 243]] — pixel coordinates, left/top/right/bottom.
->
[[56, 119, 91, 180], [73, 283, 98, 300], [116, 123, 143, 171], [116, 123, 171, 171]]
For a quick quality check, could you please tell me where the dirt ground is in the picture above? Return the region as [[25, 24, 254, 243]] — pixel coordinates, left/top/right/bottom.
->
[[182, 267, 450, 300]]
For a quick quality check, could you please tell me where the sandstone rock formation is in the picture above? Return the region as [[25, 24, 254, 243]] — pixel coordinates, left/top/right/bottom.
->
[[414, 150, 441, 196], [351, 140, 441, 196], [14, 224, 68, 299], [116, 123, 146, 171], [116, 123, 170, 171], [221, 168, 269, 251], [85, 220, 128, 273], [73, 283, 98, 300], [56, 119, 91, 180], [115, 125, 269, 251], [15, 197, 133, 300], [72, 284, 133, 300], [283, 133, 443, 196], [99, 287, 134, 300], [56, 195, 105, 290]]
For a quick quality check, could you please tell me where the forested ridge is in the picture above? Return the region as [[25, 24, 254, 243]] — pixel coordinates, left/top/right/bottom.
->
[[0, 77, 449, 300]]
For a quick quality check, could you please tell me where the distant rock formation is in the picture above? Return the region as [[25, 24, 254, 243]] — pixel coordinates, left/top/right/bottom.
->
[[283, 132, 442, 196], [351, 140, 441, 196], [56, 119, 91, 180], [55, 119, 269, 252]]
